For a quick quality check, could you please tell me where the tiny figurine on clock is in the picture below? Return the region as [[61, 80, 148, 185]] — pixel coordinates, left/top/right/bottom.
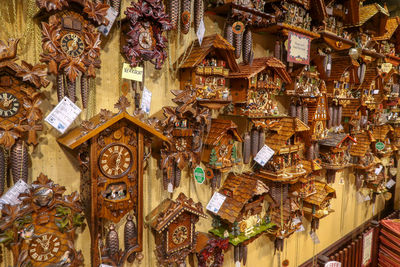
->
[[0, 173, 85, 266]]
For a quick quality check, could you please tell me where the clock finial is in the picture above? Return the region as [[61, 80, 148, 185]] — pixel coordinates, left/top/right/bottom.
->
[[114, 96, 131, 113]]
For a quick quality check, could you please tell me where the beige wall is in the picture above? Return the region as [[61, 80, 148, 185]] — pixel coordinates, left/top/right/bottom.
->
[[0, 1, 387, 266]]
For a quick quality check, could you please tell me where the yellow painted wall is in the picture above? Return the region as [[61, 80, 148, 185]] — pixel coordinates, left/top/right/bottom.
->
[[0, 1, 389, 266]]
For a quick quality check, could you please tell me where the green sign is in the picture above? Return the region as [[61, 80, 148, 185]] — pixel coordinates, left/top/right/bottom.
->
[[194, 166, 205, 184], [376, 141, 385, 151]]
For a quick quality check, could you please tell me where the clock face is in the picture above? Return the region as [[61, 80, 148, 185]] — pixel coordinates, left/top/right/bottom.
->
[[99, 143, 133, 178], [219, 144, 229, 157], [172, 225, 188, 245], [0, 92, 20, 118], [61, 33, 85, 57], [138, 31, 154, 50], [175, 138, 188, 152], [29, 234, 61, 262]]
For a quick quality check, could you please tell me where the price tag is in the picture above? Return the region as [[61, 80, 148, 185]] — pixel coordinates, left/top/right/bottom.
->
[[194, 166, 205, 184], [122, 63, 143, 82], [167, 182, 173, 193], [0, 180, 29, 209], [196, 18, 205, 45], [45, 96, 81, 134], [235, 261, 241, 267], [310, 231, 320, 244], [98, 7, 118, 36], [327, 63, 331, 70], [140, 87, 152, 114], [373, 89, 379, 95], [375, 141, 385, 151], [100, 264, 113, 267], [206, 192, 226, 214], [375, 165, 383, 175], [325, 261, 341, 267], [296, 224, 305, 232], [364, 194, 371, 202], [386, 179, 396, 189], [357, 192, 364, 203], [254, 145, 275, 167]]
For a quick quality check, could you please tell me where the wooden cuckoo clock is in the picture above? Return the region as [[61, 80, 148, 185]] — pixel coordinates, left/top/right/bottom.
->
[[0, 173, 85, 266], [160, 89, 211, 191], [0, 39, 49, 196], [146, 193, 206, 266], [123, 0, 172, 69], [202, 119, 243, 189], [36, 0, 110, 108], [57, 96, 169, 266], [195, 232, 229, 267]]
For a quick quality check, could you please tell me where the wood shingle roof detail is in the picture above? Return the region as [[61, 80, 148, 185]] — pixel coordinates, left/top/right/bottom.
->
[[213, 173, 269, 224], [342, 99, 361, 117], [303, 181, 336, 206], [328, 56, 360, 82], [360, 65, 381, 89], [349, 131, 375, 157], [204, 119, 243, 146], [229, 57, 292, 83], [374, 17, 400, 41], [358, 3, 389, 26], [179, 34, 239, 72], [146, 193, 206, 233], [318, 133, 356, 147], [371, 124, 394, 140]]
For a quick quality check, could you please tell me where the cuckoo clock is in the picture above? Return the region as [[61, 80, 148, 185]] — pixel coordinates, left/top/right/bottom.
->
[[286, 66, 326, 97], [209, 173, 273, 265], [0, 39, 49, 196], [160, 89, 211, 191], [371, 124, 395, 157], [178, 34, 239, 109], [146, 193, 206, 266], [229, 57, 292, 117], [202, 119, 243, 189], [123, 0, 172, 69], [0, 173, 85, 266], [57, 96, 168, 266], [36, 0, 110, 108], [195, 232, 229, 267]]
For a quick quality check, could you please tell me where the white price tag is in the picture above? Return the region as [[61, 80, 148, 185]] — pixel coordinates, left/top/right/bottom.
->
[[386, 179, 396, 189], [373, 89, 379, 95], [197, 18, 205, 45], [121, 63, 143, 82], [235, 261, 241, 267], [100, 265, 113, 267], [45, 97, 81, 134], [310, 231, 320, 244], [375, 165, 383, 175], [254, 145, 275, 166], [325, 261, 341, 267], [357, 192, 364, 203], [140, 87, 152, 114], [0, 180, 29, 209], [98, 7, 118, 36], [167, 182, 173, 193], [206, 192, 226, 214], [364, 194, 371, 202], [327, 63, 331, 70], [296, 224, 305, 232]]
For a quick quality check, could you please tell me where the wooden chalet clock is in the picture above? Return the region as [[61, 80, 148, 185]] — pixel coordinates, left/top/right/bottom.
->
[[0, 173, 85, 266], [123, 0, 172, 69], [146, 192, 207, 266], [36, 0, 110, 108], [57, 96, 169, 266], [0, 39, 49, 195]]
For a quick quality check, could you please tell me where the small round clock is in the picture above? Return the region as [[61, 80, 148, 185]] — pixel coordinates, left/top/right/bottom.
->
[[99, 143, 133, 178], [172, 225, 188, 245], [29, 234, 61, 262], [138, 22, 155, 50], [0, 92, 20, 118], [60, 33, 85, 57]]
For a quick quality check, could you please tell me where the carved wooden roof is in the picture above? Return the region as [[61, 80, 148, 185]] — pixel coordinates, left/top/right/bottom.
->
[[357, 3, 389, 26], [264, 117, 309, 153], [303, 181, 336, 206], [213, 173, 269, 224], [328, 56, 360, 82], [179, 34, 239, 72], [374, 17, 400, 41], [360, 65, 381, 89], [229, 57, 292, 83], [342, 99, 361, 117], [58, 96, 169, 149], [350, 130, 375, 157], [318, 132, 356, 148], [204, 119, 243, 146], [371, 124, 394, 140], [146, 193, 206, 233]]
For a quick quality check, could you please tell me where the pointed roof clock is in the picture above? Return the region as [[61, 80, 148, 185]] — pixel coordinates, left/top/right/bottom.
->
[[35, 0, 110, 108], [58, 96, 169, 266]]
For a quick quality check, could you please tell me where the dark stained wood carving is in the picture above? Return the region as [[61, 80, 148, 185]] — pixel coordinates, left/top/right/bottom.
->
[[160, 89, 211, 191], [0, 39, 48, 195], [0, 173, 85, 266], [57, 96, 169, 266], [36, 0, 110, 108], [146, 192, 206, 266], [123, 0, 172, 69]]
